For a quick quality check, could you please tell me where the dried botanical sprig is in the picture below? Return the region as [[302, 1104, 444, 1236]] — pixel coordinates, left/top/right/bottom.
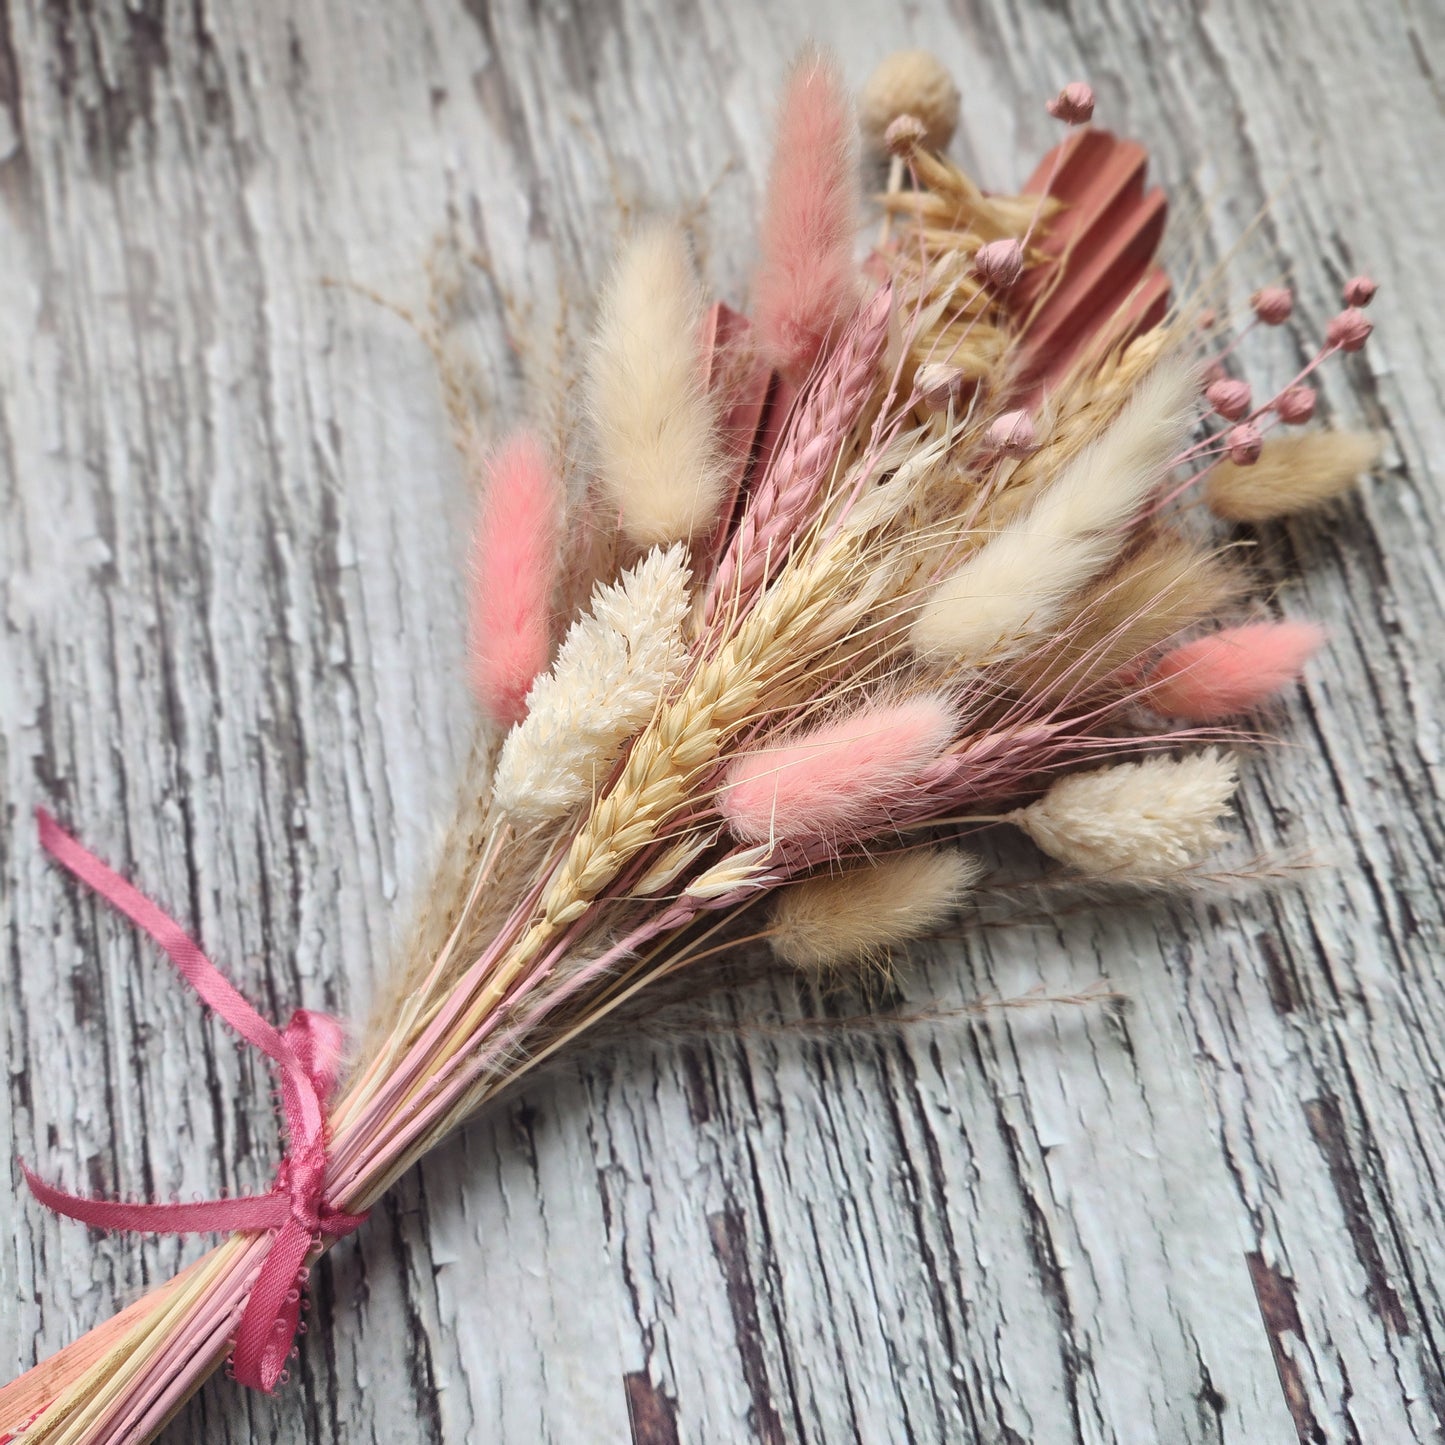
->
[[718, 695, 957, 846], [491, 544, 693, 821], [588, 222, 726, 544], [6, 46, 1386, 1445], [1205, 430, 1382, 522], [467, 431, 561, 727], [753, 47, 861, 381], [1011, 751, 1240, 879], [771, 847, 983, 972], [859, 50, 960, 156], [1145, 620, 1326, 720], [912, 357, 1199, 665]]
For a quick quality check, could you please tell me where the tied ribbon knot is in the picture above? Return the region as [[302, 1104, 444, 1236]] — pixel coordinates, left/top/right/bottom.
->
[[21, 810, 368, 1393]]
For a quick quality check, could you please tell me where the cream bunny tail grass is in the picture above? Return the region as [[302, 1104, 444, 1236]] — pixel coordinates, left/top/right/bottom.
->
[[771, 848, 984, 972], [1205, 431, 1382, 523], [1011, 750, 1239, 879], [587, 222, 727, 545], [911, 357, 1200, 666]]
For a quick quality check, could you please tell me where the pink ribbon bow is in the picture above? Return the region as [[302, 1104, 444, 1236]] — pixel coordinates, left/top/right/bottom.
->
[[22, 809, 368, 1393]]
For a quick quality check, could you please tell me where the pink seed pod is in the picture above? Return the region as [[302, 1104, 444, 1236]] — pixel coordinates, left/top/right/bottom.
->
[[1225, 422, 1264, 465], [916, 362, 966, 411], [884, 114, 927, 158], [974, 238, 1025, 289], [1046, 82, 1095, 125], [1205, 378, 1253, 421], [1326, 308, 1373, 352], [1250, 287, 1294, 325], [1146, 621, 1327, 721], [984, 409, 1039, 455], [1342, 274, 1378, 307], [1274, 385, 1317, 424], [1196, 307, 1218, 332]]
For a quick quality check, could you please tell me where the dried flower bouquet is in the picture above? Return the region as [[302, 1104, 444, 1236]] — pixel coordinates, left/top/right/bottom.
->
[[2, 46, 1382, 1445]]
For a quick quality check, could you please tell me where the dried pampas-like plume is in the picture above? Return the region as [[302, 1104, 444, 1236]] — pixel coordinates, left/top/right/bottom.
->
[[719, 695, 956, 846], [753, 47, 861, 381], [1205, 431, 1382, 522], [771, 847, 984, 972], [588, 222, 726, 545], [911, 358, 1200, 665], [1011, 750, 1239, 878], [1146, 620, 1326, 720], [1018, 531, 1244, 699], [491, 544, 692, 821], [467, 431, 562, 727]]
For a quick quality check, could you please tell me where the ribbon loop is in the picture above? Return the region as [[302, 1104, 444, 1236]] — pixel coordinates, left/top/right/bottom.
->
[[23, 809, 368, 1393]]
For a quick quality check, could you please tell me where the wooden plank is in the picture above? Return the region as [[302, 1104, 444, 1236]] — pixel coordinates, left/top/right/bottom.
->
[[1, 0, 1441, 1441]]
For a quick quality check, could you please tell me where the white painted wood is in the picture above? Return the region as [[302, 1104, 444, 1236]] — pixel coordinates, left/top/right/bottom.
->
[[1, 1, 1441, 1441]]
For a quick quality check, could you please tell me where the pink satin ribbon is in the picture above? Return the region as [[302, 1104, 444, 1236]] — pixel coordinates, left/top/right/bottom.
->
[[22, 809, 367, 1393]]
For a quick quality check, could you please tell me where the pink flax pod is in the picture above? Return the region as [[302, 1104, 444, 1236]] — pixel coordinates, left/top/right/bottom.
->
[[985, 409, 1038, 454], [1251, 287, 1294, 325], [1274, 385, 1317, 424], [718, 696, 956, 846], [752, 49, 860, 383], [1225, 422, 1264, 465], [974, 238, 1025, 289], [467, 431, 561, 729], [1206, 378, 1252, 421], [1146, 621, 1326, 720], [1327, 308, 1373, 352], [1046, 82, 1095, 125], [1343, 275, 1378, 307]]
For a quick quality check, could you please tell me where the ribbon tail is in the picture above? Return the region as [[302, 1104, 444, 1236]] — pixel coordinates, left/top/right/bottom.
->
[[230, 1219, 313, 1392], [34, 809, 299, 1075], [22, 1164, 288, 1235]]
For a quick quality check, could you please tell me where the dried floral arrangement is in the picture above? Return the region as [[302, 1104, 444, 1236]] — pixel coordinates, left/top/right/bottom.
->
[[1, 46, 1383, 1444]]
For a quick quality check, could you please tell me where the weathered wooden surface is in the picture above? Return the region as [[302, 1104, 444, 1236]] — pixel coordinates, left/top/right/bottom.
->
[[1, 0, 1442, 1440]]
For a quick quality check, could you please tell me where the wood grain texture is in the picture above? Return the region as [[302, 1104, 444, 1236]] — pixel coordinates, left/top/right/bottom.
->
[[2, 1, 1441, 1441]]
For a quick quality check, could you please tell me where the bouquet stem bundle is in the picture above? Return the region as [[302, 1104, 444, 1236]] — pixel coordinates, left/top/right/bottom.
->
[[3, 46, 1382, 1445]]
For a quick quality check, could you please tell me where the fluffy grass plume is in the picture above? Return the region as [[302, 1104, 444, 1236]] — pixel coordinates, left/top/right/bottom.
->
[[1019, 532, 1244, 699], [752, 47, 860, 381], [1205, 431, 1381, 522], [771, 847, 983, 972], [1145, 620, 1325, 720], [491, 545, 692, 821], [588, 222, 726, 545], [719, 695, 956, 846], [467, 431, 561, 728], [1012, 750, 1239, 878], [911, 358, 1200, 665]]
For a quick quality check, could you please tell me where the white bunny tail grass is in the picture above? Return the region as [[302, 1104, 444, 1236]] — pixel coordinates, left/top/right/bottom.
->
[[587, 221, 728, 545], [770, 847, 984, 973], [491, 544, 692, 821], [911, 357, 1200, 666], [1010, 749, 1239, 879]]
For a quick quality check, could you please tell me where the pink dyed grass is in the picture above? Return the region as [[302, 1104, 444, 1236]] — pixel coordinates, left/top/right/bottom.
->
[[467, 431, 561, 728], [719, 696, 957, 846], [1146, 620, 1325, 720], [752, 48, 860, 382]]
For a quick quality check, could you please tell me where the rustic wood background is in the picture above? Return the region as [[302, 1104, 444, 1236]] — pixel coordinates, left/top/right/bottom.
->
[[2, 1, 1441, 1441]]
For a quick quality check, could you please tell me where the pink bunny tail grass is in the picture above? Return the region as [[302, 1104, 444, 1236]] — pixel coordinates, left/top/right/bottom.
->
[[1145, 621, 1326, 721], [719, 695, 956, 846], [752, 47, 861, 383], [467, 430, 562, 728]]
